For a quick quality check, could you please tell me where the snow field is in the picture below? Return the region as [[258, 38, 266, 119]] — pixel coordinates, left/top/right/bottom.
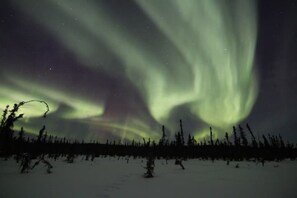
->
[[0, 157, 296, 198]]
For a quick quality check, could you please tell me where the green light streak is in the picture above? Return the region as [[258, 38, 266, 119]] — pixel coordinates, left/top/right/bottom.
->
[[11, 0, 197, 122], [6, 76, 104, 119], [0, 75, 105, 138], [11, 0, 258, 139], [137, 0, 258, 133], [0, 85, 58, 118], [79, 117, 160, 141], [194, 128, 218, 142]]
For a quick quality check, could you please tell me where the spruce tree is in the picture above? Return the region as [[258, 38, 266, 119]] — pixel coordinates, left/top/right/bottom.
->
[[225, 132, 230, 145], [239, 125, 248, 147], [246, 123, 258, 148], [233, 126, 239, 146], [37, 125, 46, 143], [209, 127, 214, 146], [179, 120, 185, 146]]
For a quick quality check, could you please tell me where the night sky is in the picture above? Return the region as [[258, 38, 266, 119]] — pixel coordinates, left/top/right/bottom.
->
[[0, 0, 297, 142]]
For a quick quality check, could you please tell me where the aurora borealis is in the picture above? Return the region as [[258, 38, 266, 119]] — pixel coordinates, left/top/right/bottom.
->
[[1, 0, 297, 141]]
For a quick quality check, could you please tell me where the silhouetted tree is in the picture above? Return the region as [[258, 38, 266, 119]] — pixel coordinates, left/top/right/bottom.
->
[[18, 127, 24, 142], [225, 132, 230, 145], [247, 123, 258, 148], [144, 156, 155, 178], [175, 132, 183, 147], [239, 125, 248, 147], [37, 125, 46, 143], [279, 134, 285, 148], [179, 120, 185, 146], [209, 127, 214, 146], [233, 126, 239, 146], [262, 135, 270, 148], [175, 158, 185, 170], [159, 125, 167, 146], [187, 134, 195, 146], [20, 153, 31, 173]]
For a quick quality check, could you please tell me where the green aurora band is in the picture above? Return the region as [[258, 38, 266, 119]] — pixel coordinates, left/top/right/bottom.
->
[[5, 0, 258, 140]]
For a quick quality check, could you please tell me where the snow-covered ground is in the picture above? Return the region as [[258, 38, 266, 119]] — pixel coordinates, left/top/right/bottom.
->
[[0, 157, 296, 198]]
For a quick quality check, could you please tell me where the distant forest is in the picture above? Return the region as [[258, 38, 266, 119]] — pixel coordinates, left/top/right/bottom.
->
[[0, 101, 296, 162]]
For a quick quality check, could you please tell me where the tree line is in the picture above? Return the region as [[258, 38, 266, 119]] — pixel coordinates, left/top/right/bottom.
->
[[0, 101, 296, 163]]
